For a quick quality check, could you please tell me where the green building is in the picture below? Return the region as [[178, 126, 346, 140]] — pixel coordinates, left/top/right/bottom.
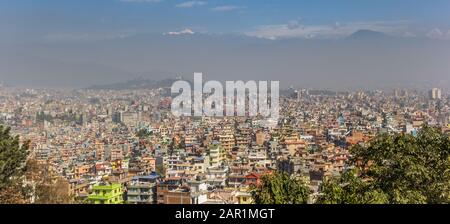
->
[[87, 183, 124, 204]]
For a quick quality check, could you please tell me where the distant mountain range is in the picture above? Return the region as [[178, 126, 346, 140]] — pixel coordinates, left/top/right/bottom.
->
[[88, 77, 306, 93], [87, 78, 182, 90], [3, 29, 449, 90], [347, 29, 393, 40]]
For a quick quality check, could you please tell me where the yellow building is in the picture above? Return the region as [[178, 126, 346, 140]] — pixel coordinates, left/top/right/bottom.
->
[[87, 183, 123, 204], [234, 190, 253, 204]]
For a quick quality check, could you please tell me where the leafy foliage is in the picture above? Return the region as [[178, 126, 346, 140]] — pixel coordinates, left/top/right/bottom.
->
[[319, 126, 450, 204], [155, 164, 166, 178], [0, 126, 30, 203], [136, 128, 151, 139], [316, 169, 389, 204], [251, 172, 310, 204], [1, 126, 73, 204], [26, 160, 73, 204]]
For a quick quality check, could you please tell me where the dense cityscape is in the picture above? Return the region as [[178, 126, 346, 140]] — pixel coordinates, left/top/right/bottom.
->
[[0, 84, 448, 204]]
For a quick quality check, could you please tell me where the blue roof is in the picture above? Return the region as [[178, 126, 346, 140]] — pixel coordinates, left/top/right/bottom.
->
[[132, 172, 159, 180]]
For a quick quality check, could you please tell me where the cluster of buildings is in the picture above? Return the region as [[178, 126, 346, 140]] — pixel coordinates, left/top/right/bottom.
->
[[0, 86, 448, 204]]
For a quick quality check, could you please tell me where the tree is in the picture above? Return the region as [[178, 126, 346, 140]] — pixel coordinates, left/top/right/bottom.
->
[[155, 164, 166, 178], [168, 138, 175, 156], [136, 128, 151, 139], [319, 126, 450, 204], [251, 172, 310, 204], [1, 126, 73, 204], [35, 176, 72, 204], [0, 126, 30, 203], [316, 169, 389, 204], [177, 137, 186, 150], [25, 160, 73, 204]]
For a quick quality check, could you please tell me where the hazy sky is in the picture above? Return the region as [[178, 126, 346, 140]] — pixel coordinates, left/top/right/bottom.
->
[[1, 0, 450, 90]]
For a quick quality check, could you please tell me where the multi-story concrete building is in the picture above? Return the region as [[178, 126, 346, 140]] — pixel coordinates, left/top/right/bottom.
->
[[87, 183, 123, 204], [126, 173, 158, 204]]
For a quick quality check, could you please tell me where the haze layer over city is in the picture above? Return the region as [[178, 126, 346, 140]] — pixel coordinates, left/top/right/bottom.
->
[[1, 0, 450, 90], [0, 1, 449, 205]]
